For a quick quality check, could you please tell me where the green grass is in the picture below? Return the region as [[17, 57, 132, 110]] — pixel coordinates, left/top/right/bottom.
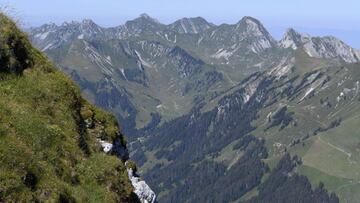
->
[[303, 136, 360, 179], [246, 53, 360, 202], [0, 14, 137, 202], [301, 110, 360, 180], [299, 165, 360, 203], [298, 112, 360, 202]]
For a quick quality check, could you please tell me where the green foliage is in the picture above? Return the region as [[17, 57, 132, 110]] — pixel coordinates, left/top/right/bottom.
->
[[0, 14, 137, 202], [126, 160, 137, 173], [0, 13, 34, 74], [248, 154, 339, 203], [81, 105, 94, 120]]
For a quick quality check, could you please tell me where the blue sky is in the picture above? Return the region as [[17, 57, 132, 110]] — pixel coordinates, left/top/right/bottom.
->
[[3, 0, 360, 48]]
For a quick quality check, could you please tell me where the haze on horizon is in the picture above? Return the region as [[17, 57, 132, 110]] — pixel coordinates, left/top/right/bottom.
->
[[3, 0, 360, 48]]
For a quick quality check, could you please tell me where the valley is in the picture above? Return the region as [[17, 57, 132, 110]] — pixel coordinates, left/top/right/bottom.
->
[[28, 14, 360, 202]]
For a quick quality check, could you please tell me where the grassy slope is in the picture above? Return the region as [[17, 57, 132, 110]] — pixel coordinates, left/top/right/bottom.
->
[[301, 115, 360, 202], [201, 49, 360, 202], [257, 60, 360, 202], [0, 14, 137, 202]]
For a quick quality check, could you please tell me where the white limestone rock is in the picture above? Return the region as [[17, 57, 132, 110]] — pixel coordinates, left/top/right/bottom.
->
[[279, 28, 360, 63], [97, 139, 156, 202], [127, 168, 157, 203], [98, 139, 113, 153]]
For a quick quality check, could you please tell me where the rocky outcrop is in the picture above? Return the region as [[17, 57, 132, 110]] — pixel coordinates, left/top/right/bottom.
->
[[127, 168, 157, 203], [279, 28, 360, 63], [168, 17, 214, 34], [98, 139, 156, 203]]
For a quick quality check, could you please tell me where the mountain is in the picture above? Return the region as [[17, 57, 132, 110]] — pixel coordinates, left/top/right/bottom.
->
[[0, 13, 156, 202], [168, 17, 214, 34], [114, 13, 166, 39], [279, 28, 360, 63], [29, 14, 360, 202], [29, 14, 360, 136]]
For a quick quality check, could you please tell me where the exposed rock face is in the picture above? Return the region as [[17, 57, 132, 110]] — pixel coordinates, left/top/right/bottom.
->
[[279, 28, 360, 63], [279, 28, 311, 49], [127, 168, 157, 203], [98, 139, 113, 153], [98, 139, 156, 203], [303, 36, 360, 63], [168, 17, 214, 34], [98, 139, 129, 160]]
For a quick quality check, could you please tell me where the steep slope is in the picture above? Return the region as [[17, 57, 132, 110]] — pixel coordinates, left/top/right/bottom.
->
[[0, 14, 153, 202]]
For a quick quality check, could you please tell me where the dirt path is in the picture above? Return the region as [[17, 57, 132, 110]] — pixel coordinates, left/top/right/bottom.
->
[[318, 136, 353, 162]]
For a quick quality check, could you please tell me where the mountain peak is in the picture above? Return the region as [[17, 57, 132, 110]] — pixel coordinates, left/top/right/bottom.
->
[[279, 28, 360, 63], [81, 19, 96, 25], [236, 16, 271, 38], [279, 28, 311, 49], [284, 28, 299, 37], [241, 16, 261, 24], [238, 16, 263, 28], [140, 13, 151, 19], [80, 19, 101, 30], [169, 17, 213, 34], [61, 20, 80, 27], [137, 13, 160, 24], [36, 22, 57, 30], [124, 13, 162, 27]]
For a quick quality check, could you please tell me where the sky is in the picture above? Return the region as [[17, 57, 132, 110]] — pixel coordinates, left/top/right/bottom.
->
[[2, 0, 360, 48]]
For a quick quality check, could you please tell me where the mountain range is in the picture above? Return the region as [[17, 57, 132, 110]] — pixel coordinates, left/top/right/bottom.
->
[[29, 14, 360, 202]]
